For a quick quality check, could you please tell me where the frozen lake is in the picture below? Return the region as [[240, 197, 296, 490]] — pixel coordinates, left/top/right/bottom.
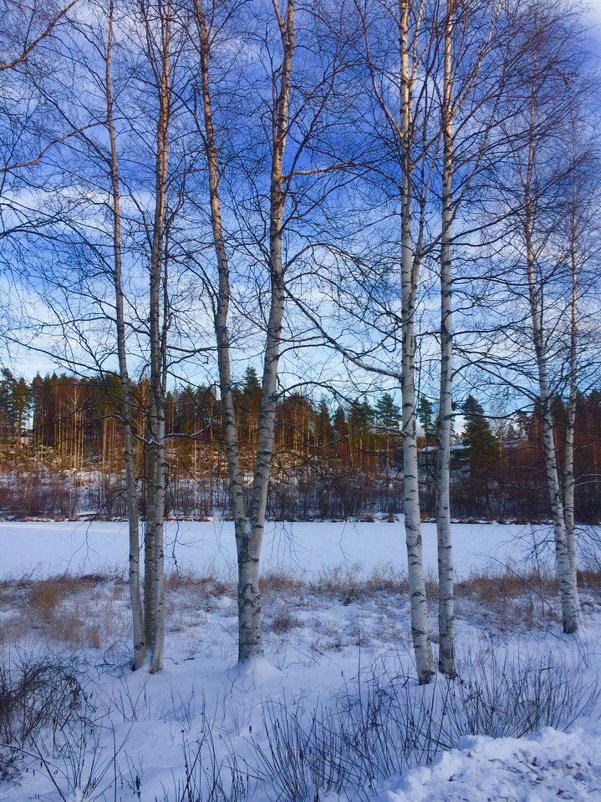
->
[[0, 518, 570, 579]]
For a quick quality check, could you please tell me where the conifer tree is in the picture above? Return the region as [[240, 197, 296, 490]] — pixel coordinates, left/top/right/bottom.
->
[[417, 395, 434, 445], [461, 396, 499, 475]]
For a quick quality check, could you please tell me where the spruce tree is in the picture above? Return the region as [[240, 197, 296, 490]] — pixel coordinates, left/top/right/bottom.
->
[[376, 393, 401, 471], [461, 395, 499, 474], [417, 395, 434, 445]]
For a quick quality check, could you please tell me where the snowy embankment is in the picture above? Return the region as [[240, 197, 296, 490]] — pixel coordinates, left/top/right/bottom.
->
[[0, 518, 575, 579], [377, 728, 601, 802]]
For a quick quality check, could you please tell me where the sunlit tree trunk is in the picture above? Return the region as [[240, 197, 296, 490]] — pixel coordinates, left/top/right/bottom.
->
[[105, 0, 145, 669], [523, 95, 579, 634], [146, 0, 172, 673], [193, 0, 293, 663], [435, 0, 455, 678], [400, 0, 435, 685]]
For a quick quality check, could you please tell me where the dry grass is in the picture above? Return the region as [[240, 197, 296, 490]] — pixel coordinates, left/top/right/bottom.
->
[[578, 569, 601, 594], [310, 619, 347, 652], [454, 569, 561, 631], [2, 565, 600, 651], [261, 571, 306, 598], [270, 606, 302, 633], [456, 569, 558, 602], [163, 569, 234, 633], [29, 579, 66, 622], [0, 573, 128, 650], [164, 569, 231, 596], [307, 563, 408, 602]]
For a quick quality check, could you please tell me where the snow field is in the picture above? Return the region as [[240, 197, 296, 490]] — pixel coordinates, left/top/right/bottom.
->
[[1, 520, 600, 801]]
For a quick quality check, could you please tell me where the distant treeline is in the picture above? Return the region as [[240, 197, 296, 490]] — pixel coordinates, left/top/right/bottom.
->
[[0, 368, 600, 522]]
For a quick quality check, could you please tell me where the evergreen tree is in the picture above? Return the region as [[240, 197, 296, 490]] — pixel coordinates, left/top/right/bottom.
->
[[461, 395, 499, 474], [316, 400, 333, 450], [417, 395, 434, 445], [243, 366, 261, 398], [375, 393, 401, 430], [333, 406, 348, 461], [348, 400, 375, 468], [376, 393, 401, 471], [243, 368, 261, 446], [0, 369, 16, 441]]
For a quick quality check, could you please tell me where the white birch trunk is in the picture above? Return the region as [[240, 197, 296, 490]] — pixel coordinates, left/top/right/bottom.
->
[[149, 402, 166, 673], [564, 158, 579, 591], [147, 1, 171, 673], [105, 0, 145, 670], [241, 259, 286, 660], [144, 434, 155, 651], [236, 0, 293, 663], [435, 0, 455, 678], [565, 381, 577, 591], [523, 102, 579, 633], [400, 0, 435, 685]]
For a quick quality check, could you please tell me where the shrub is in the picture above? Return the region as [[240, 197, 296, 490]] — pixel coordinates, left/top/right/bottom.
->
[[0, 654, 85, 782]]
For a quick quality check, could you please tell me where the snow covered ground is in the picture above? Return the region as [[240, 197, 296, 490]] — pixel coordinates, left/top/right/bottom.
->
[[377, 727, 601, 802], [0, 518, 574, 580], [1, 520, 601, 801]]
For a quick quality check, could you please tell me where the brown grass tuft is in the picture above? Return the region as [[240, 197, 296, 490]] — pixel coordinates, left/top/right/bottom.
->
[[270, 607, 302, 633], [3, 573, 127, 649], [29, 579, 66, 622], [455, 569, 557, 604], [165, 569, 231, 597], [260, 572, 306, 598], [308, 563, 407, 602]]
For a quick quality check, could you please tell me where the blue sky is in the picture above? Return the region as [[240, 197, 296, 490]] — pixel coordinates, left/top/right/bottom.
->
[[4, 2, 601, 392], [585, 2, 601, 55]]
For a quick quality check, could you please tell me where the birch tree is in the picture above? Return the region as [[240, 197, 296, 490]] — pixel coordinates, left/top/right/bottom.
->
[[435, 0, 455, 678], [564, 125, 580, 602], [561, 99, 600, 606], [188, 0, 296, 663], [288, 0, 441, 683], [189, 0, 355, 663], [433, 0, 513, 676], [142, 0, 173, 672], [398, 0, 436, 685], [11, 0, 184, 670], [520, 45, 581, 634], [479, 4, 591, 633], [105, 0, 145, 669]]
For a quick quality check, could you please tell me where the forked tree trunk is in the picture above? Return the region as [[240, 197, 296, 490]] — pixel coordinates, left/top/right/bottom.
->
[[400, 0, 435, 685], [105, 0, 145, 670], [435, 0, 455, 678], [194, 0, 293, 664], [523, 100, 579, 633]]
